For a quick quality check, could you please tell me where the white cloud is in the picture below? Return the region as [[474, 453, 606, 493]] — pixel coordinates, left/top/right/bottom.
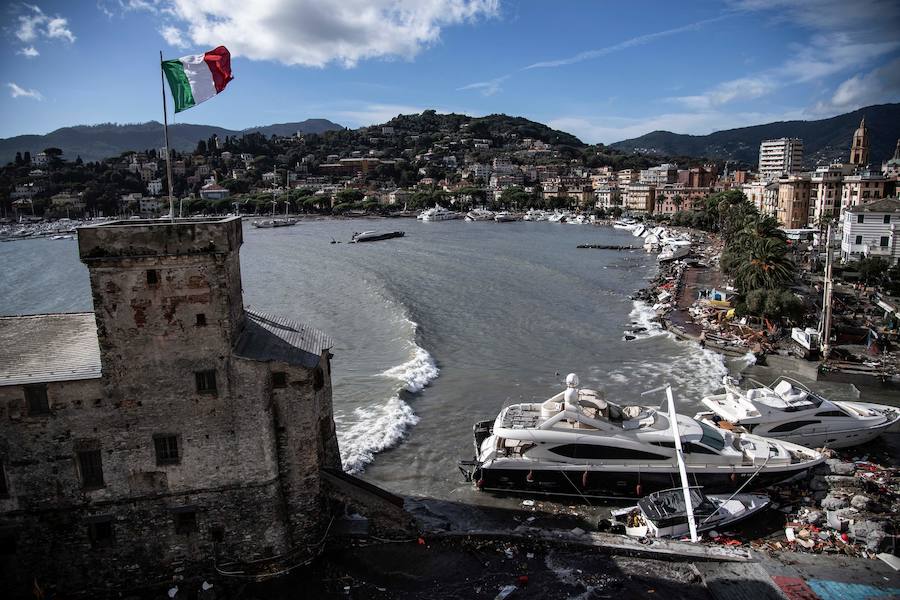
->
[[159, 25, 187, 48], [525, 15, 733, 69], [17, 46, 40, 58], [809, 57, 900, 115], [159, 0, 498, 67], [46, 17, 76, 43], [668, 3, 900, 111], [457, 75, 508, 96], [671, 77, 775, 110], [13, 5, 75, 48], [8, 82, 43, 100]]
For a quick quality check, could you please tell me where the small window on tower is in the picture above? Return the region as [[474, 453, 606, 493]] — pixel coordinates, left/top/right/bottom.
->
[[885, 215, 892, 224], [857, 214, 864, 223], [196, 313, 207, 327], [87, 517, 114, 548], [24, 384, 49, 416], [173, 509, 198, 535], [195, 370, 217, 395], [146, 269, 159, 285], [153, 434, 180, 465], [272, 371, 287, 388]]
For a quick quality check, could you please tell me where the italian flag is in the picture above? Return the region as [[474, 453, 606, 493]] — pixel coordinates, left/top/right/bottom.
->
[[162, 46, 233, 113]]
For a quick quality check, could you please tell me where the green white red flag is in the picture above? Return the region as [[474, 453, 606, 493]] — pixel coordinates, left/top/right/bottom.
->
[[162, 46, 233, 113]]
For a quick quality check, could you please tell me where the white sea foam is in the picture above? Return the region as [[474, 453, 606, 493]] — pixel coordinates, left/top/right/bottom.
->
[[624, 300, 666, 339], [338, 320, 440, 473], [381, 336, 440, 392], [338, 396, 420, 474]]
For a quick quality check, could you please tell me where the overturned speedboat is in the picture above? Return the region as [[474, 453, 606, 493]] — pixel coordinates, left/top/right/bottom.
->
[[461, 374, 823, 499], [611, 486, 770, 539], [697, 376, 900, 449]]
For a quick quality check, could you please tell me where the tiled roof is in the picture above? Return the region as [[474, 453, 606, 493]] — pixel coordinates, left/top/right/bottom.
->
[[233, 310, 333, 368], [846, 198, 900, 213], [0, 313, 101, 386]]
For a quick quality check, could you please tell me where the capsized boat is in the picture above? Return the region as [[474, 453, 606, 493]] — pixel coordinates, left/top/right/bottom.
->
[[350, 230, 405, 243], [460, 374, 823, 499], [697, 376, 900, 449], [658, 244, 691, 262], [611, 487, 770, 539], [466, 208, 495, 221]]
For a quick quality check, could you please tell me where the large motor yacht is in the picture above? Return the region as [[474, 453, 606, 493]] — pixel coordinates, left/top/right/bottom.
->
[[697, 376, 900, 449], [462, 374, 823, 498], [494, 211, 519, 222], [420, 204, 463, 221]]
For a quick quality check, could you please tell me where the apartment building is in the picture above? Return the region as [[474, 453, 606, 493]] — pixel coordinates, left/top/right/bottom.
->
[[759, 138, 803, 179], [840, 198, 900, 264]]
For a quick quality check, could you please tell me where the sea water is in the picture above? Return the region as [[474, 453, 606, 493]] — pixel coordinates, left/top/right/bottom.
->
[[0, 219, 752, 500]]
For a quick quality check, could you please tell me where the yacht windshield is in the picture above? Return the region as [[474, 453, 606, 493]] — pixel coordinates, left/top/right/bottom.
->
[[698, 420, 725, 451]]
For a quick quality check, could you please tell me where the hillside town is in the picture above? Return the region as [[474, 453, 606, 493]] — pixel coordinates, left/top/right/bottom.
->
[[2, 112, 899, 248]]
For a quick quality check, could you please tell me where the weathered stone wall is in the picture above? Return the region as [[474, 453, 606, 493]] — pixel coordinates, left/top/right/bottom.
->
[[0, 218, 344, 596]]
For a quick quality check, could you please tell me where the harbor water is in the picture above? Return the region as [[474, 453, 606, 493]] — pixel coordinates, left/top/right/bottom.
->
[[1, 219, 759, 502]]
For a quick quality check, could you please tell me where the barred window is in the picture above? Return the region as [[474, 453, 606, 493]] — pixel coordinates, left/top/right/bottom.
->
[[195, 370, 217, 395], [77, 449, 104, 489], [154, 434, 180, 465]]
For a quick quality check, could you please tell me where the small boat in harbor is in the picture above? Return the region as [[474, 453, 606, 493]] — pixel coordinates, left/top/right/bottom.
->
[[466, 208, 495, 221], [350, 230, 405, 243], [420, 205, 464, 221], [611, 486, 770, 539], [251, 219, 275, 228], [697, 376, 900, 449], [460, 374, 823, 499], [494, 211, 518, 222]]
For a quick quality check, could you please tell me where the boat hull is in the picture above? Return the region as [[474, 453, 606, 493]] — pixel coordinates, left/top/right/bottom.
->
[[472, 464, 810, 499]]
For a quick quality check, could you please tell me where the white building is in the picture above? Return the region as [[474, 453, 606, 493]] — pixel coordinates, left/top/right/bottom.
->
[[594, 185, 620, 210], [758, 138, 803, 179], [840, 198, 900, 265], [742, 181, 779, 218], [148, 178, 163, 196], [639, 164, 678, 186]]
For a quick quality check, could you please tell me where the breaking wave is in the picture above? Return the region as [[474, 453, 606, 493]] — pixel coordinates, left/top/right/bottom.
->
[[623, 300, 666, 340], [339, 318, 440, 474], [381, 344, 440, 393], [340, 396, 420, 474]]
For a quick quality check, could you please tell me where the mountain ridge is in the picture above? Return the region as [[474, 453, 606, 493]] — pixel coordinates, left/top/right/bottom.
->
[[0, 119, 345, 163], [609, 103, 900, 167]]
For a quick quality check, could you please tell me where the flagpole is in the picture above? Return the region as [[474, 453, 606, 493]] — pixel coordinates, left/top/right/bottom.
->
[[160, 50, 176, 223]]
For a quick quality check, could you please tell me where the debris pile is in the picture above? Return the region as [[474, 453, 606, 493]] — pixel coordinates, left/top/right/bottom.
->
[[756, 451, 898, 557]]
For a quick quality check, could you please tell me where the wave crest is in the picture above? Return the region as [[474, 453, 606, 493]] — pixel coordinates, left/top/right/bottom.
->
[[381, 345, 440, 392], [339, 396, 420, 474]]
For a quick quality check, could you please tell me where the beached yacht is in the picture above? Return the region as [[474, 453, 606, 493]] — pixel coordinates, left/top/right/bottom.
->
[[461, 374, 823, 498], [494, 211, 519, 222], [548, 211, 572, 223], [632, 224, 646, 237], [658, 244, 691, 262], [697, 376, 900, 449], [613, 219, 638, 230], [465, 208, 495, 221], [420, 205, 463, 221]]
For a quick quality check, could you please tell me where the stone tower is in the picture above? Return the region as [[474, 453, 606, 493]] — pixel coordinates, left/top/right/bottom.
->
[[0, 216, 341, 594], [849, 116, 869, 167]]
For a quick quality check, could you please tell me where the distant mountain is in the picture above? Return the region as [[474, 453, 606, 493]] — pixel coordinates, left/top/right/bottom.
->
[[0, 119, 344, 163], [609, 103, 900, 168]]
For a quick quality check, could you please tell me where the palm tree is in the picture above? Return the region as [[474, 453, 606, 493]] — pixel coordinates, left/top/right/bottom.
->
[[736, 237, 795, 291]]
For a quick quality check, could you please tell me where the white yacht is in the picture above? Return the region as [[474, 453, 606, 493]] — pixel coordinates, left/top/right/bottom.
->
[[465, 208, 495, 221], [658, 244, 691, 262], [420, 205, 464, 221], [632, 224, 646, 237], [613, 218, 638, 230], [462, 374, 823, 498], [568, 214, 589, 225], [494, 211, 519, 222], [611, 487, 770, 539], [523, 209, 549, 222], [697, 376, 900, 450], [548, 211, 572, 223]]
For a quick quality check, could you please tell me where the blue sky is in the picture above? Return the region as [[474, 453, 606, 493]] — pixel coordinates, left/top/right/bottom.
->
[[2, 0, 899, 143]]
